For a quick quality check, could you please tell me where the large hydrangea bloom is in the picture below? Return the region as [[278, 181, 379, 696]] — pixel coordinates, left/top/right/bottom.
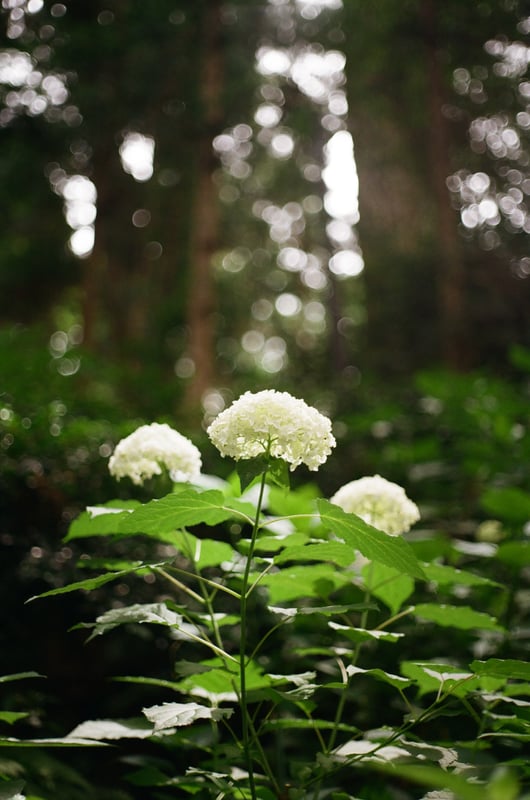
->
[[108, 423, 202, 486], [330, 474, 420, 536], [207, 390, 336, 471]]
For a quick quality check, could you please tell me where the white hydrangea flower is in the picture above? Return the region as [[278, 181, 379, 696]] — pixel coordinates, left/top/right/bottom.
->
[[330, 474, 420, 536], [108, 423, 202, 486], [207, 390, 336, 471]]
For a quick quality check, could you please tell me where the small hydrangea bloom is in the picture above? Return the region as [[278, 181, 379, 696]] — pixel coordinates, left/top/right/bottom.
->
[[108, 423, 202, 486], [207, 390, 336, 471], [330, 474, 420, 536]]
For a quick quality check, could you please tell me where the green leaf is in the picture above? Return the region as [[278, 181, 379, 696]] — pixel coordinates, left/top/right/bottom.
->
[[262, 718, 359, 733], [260, 563, 351, 603], [237, 456, 268, 492], [421, 561, 503, 587], [118, 490, 236, 533], [328, 621, 403, 644], [470, 659, 530, 681], [0, 779, 25, 800], [346, 665, 413, 690], [27, 564, 157, 602], [68, 718, 155, 740], [169, 530, 235, 568], [318, 500, 425, 579], [274, 541, 357, 567], [65, 501, 141, 541], [413, 603, 503, 632], [401, 661, 479, 697], [481, 487, 530, 524], [365, 763, 485, 800], [0, 672, 43, 684], [0, 736, 108, 747], [363, 562, 414, 615], [497, 541, 530, 567], [83, 602, 182, 640], [0, 711, 29, 725], [266, 457, 290, 490], [142, 702, 233, 731], [254, 532, 309, 553]]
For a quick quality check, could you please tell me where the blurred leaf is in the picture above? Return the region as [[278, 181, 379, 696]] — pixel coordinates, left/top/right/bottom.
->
[[0, 712, 29, 725], [328, 622, 403, 644], [471, 659, 530, 681], [364, 562, 415, 615], [413, 603, 503, 631], [497, 541, 530, 567], [480, 487, 530, 525], [421, 562, 502, 587], [0, 673, 43, 684], [401, 661, 479, 697], [274, 541, 357, 567]]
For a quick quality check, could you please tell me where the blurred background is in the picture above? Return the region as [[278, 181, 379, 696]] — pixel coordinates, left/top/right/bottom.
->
[[1, 0, 530, 794]]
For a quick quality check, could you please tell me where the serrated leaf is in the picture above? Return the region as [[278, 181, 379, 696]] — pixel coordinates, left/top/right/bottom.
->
[[68, 717, 154, 740], [118, 490, 235, 533], [266, 457, 290, 490], [143, 702, 233, 731], [470, 659, 530, 681], [260, 563, 351, 603], [328, 621, 403, 643], [274, 541, 357, 567], [414, 603, 503, 631], [237, 457, 268, 492], [27, 564, 158, 603], [401, 661, 479, 697], [318, 500, 424, 579], [170, 530, 235, 568], [421, 562, 502, 587], [85, 602, 182, 640], [346, 665, 413, 690], [363, 562, 414, 615], [65, 501, 140, 541]]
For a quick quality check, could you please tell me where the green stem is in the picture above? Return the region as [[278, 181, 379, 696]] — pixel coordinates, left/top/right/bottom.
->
[[239, 470, 267, 800]]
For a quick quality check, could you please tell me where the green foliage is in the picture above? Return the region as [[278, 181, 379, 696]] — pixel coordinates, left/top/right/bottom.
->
[[8, 437, 530, 799]]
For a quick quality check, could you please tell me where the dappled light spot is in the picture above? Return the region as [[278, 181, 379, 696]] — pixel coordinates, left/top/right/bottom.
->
[[132, 208, 151, 228], [254, 102, 282, 127], [329, 250, 364, 278], [251, 298, 274, 321], [269, 130, 294, 159], [275, 292, 301, 317], [175, 357, 195, 379], [69, 226, 94, 258], [119, 132, 155, 182], [241, 330, 265, 353]]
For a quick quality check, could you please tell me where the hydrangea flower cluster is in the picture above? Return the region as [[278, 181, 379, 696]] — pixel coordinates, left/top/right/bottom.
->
[[330, 474, 420, 536], [207, 390, 336, 471], [108, 422, 202, 486]]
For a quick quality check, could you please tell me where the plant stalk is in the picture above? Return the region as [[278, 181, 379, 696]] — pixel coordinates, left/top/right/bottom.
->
[[239, 469, 267, 800]]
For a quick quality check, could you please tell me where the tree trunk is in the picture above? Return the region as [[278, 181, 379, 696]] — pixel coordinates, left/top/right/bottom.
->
[[422, 0, 471, 370], [184, 0, 224, 412]]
